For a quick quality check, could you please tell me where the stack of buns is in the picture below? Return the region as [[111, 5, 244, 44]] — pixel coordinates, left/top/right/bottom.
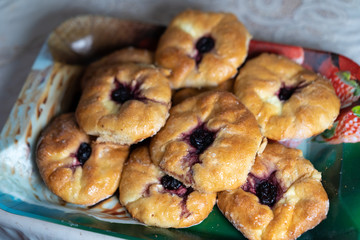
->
[[36, 9, 340, 239]]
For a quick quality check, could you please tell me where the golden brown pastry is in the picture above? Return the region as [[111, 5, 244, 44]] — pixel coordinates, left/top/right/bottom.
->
[[36, 113, 129, 206], [217, 142, 329, 240], [90, 47, 154, 68], [75, 63, 171, 145], [155, 9, 251, 89], [81, 47, 154, 89], [150, 91, 263, 193], [171, 78, 235, 105], [119, 145, 216, 228], [234, 53, 340, 141]]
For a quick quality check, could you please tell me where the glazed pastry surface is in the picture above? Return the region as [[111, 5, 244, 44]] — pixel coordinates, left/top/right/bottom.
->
[[150, 91, 263, 193], [36, 113, 129, 205], [119, 145, 216, 228], [81, 47, 154, 89], [234, 53, 340, 141], [156, 9, 251, 89], [217, 142, 329, 240], [76, 63, 171, 145]]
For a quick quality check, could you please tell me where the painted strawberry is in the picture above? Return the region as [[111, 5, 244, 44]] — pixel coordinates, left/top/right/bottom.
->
[[329, 71, 360, 107], [317, 55, 360, 107], [322, 104, 360, 144]]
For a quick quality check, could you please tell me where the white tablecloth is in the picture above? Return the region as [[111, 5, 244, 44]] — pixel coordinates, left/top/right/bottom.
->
[[1, 0, 360, 239]]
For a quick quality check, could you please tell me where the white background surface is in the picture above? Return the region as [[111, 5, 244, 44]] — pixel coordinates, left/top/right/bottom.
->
[[1, 0, 360, 239]]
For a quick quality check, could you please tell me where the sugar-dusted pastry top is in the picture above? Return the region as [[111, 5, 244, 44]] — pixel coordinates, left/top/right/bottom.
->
[[76, 63, 171, 145], [217, 142, 329, 240], [155, 9, 251, 89], [36, 113, 129, 205], [119, 145, 216, 228], [150, 91, 263, 193], [234, 53, 340, 141]]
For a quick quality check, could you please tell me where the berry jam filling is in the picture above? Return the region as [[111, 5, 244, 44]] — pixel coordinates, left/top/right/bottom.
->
[[180, 124, 217, 184], [182, 124, 216, 184], [242, 172, 283, 207], [161, 175, 182, 190], [76, 142, 92, 165], [277, 81, 311, 101], [180, 152, 201, 186], [161, 175, 193, 198], [256, 181, 278, 206], [194, 36, 215, 65], [183, 151, 202, 169], [189, 124, 216, 154], [180, 194, 192, 218], [196, 36, 215, 54], [278, 85, 296, 101], [110, 78, 143, 104]]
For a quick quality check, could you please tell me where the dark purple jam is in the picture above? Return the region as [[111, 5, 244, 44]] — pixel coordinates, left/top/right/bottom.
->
[[161, 175, 183, 190], [76, 142, 92, 165], [242, 172, 283, 207], [183, 151, 202, 168], [180, 192, 193, 218], [180, 124, 217, 185], [278, 86, 296, 101], [196, 36, 215, 54], [160, 175, 193, 198], [277, 81, 310, 101], [111, 84, 135, 103], [189, 124, 216, 154], [256, 181, 278, 206], [179, 151, 202, 185], [111, 79, 142, 104], [194, 36, 215, 65]]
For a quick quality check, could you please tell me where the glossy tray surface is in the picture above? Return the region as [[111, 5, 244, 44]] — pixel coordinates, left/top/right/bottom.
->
[[0, 16, 359, 240]]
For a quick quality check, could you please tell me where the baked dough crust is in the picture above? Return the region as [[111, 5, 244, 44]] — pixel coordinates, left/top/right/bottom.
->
[[150, 91, 263, 193], [234, 53, 340, 140], [217, 142, 329, 240], [155, 9, 251, 89], [90, 47, 154, 68], [36, 113, 129, 205], [76, 63, 171, 145], [119, 145, 216, 228], [81, 47, 154, 90], [171, 78, 234, 105]]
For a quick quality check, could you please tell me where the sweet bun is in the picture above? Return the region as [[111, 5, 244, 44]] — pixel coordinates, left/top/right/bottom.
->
[[217, 142, 329, 240], [76, 63, 171, 145], [90, 47, 154, 68], [150, 91, 263, 193], [155, 9, 251, 89], [171, 78, 235, 105], [234, 53, 340, 141], [119, 145, 216, 228], [81, 47, 154, 89], [36, 113, 129, 205]]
